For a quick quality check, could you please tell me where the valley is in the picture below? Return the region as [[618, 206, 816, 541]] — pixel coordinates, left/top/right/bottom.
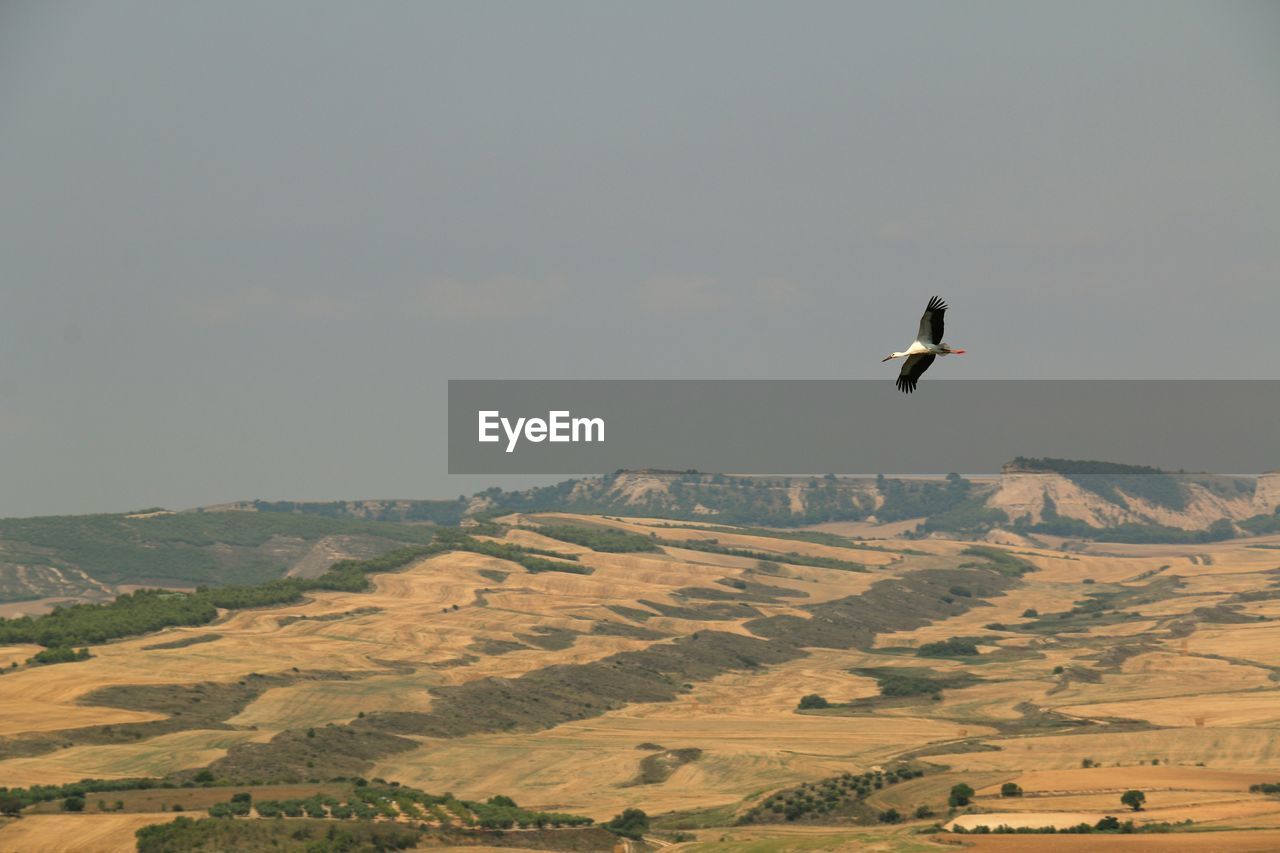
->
[[3, 508, 1280, 850]]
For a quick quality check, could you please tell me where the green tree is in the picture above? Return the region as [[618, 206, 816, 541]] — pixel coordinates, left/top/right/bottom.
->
[[62, 796, 86, 812], [797, 694, 830, 710], [948, 783, 975, 807], [0, 795, 23, 817], [605, 808, 649, 840], [1000, 782, 1023, 797], [917, 638, 980, 658], [1121, 790, 1145, 811]]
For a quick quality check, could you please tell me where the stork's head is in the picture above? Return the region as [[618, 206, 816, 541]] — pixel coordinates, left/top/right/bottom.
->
[[881, 352, 902, 362]]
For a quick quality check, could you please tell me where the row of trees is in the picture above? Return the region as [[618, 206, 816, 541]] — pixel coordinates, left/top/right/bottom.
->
[[952, 780, 1144, 812], [202, 786, 593, 829], [740, 766, 926, 823]]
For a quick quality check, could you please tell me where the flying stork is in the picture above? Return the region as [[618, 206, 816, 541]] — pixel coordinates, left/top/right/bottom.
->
[[882, 296, 965, 393]]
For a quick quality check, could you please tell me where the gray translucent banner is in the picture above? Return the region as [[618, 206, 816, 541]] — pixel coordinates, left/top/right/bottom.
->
[[448, 380, 1279, 475]]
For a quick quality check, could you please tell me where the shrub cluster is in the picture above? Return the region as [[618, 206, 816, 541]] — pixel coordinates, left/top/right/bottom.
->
[[739, 765, 925, 824], [917, 638, 980, 658]]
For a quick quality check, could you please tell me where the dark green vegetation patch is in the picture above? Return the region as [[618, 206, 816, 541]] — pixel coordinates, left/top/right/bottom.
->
[[516, 626, 581, 651], [137, 817, 423, 852], [590, 621, 667, 640], [625, 747, 703, 786], [532, 524, 661, 553], [739, 765, 925, 824], [139, 633, 222, 651], [916, 638, 981, 658], [661, 538, 866, 572], [674, 578, 809, 604], [851, 666, 983, 699], [0, 672, 355, 762]]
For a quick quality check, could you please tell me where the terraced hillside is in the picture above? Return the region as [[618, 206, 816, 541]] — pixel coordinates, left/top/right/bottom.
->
[[3, 515, 1280, 851]]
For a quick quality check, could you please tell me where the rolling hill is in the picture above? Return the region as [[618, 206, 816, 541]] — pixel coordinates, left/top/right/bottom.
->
[[5, 514, 1280, 850], [4, 461, 1278, 615]]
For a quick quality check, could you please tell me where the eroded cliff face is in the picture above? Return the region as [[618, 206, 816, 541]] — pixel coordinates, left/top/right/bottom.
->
[[987, 471, 1274, 530], [602, 470, 684, 504], [987, 472, 1131, 527], [487, 468, 1279, 532], [1254, 472, 1280, 515]]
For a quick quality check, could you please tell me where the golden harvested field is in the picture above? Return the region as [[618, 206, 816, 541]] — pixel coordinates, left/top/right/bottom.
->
[[374, 653, 992, 819], [0, 729, 273, 787], [0, 642, 41, 668], [985, 766, 1278, 794], [930, 727, 1280, 772], [1046, 653, 1275, 707], [949, 811, 1101, 830], [1060, 691, 1280, 729], [0, 813, 172, 853], [1188, 622, 1280, 667], [932, 830, 1280, 852], [5, 518, 1280, 849]]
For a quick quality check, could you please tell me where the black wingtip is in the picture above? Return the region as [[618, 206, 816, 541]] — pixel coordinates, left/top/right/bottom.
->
[[895, 376, 915, 394], [926, 295, 948, 313]]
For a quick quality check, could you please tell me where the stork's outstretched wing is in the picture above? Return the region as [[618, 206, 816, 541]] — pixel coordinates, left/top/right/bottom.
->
[[916, 296, 947, 346], [896, 353, 936, 394]]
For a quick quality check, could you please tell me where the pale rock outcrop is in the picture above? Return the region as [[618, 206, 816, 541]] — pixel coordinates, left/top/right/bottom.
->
[[1254, 471, 1280, 515]]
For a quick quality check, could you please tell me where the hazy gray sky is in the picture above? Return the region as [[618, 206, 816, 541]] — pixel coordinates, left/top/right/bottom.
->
[[2, 1, 1277, 517]]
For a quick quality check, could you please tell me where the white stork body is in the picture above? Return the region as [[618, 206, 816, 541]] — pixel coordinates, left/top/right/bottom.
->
[[882, 296, 965, 393]]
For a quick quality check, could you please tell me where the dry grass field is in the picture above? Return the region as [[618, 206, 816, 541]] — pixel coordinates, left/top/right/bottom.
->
[[931, 831, 1280, 852], [0, 813, 173, 853], [3, 520, 1280, 850]]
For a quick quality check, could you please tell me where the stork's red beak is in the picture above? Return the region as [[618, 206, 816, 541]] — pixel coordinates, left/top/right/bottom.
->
[[953, 349, 966, 354]]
